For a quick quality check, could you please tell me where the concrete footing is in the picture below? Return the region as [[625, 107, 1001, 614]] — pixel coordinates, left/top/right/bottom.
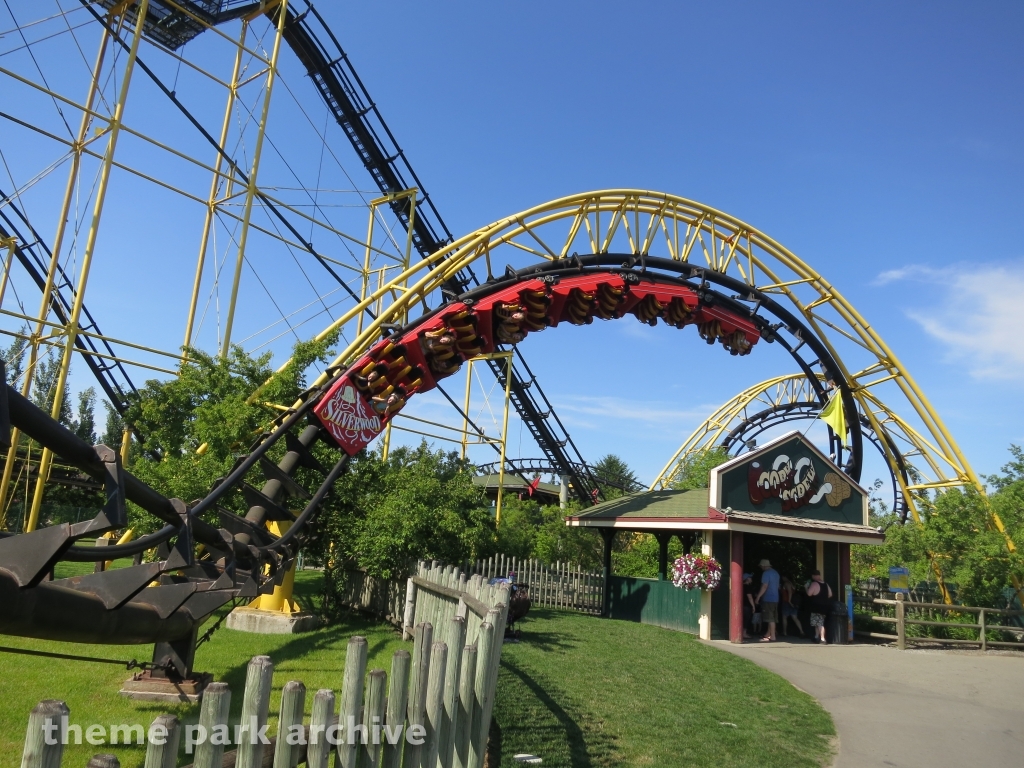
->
[[119, 671, 211, 703], [226, 607, 319, 634]]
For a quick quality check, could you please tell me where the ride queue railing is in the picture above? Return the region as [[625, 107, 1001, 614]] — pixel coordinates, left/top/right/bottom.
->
[[19, 563, 509, 768]]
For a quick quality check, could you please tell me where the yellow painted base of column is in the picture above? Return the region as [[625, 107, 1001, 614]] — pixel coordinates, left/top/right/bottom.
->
[[246, 520, 303, 614], [247, 593, 304, 615]]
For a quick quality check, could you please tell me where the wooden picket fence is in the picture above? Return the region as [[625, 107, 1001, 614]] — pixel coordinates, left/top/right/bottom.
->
[[469, 555, 604, 615], [331, 567, 408, 628], [19, 562, 510, 768]]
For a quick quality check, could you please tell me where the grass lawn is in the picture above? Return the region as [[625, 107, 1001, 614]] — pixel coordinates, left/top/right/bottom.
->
[[0, 570, 410, 767], [490, 609, 836, 768], [3, 572, 834, 768]]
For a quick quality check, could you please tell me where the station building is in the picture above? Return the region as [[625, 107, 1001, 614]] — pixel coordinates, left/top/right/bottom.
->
[[566, 432, 884, 640]]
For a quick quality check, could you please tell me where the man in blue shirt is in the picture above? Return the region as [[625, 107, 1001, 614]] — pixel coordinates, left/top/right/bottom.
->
[[755, 558, 781, 642]]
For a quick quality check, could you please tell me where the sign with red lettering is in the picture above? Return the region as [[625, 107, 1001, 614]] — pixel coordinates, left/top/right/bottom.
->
[[313, 376, 385, 455]]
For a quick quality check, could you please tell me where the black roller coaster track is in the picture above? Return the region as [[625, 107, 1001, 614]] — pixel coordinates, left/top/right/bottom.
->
[[474, 458, 646, 495], [0, 190, 138, 412], [78, 0, 597, 502]]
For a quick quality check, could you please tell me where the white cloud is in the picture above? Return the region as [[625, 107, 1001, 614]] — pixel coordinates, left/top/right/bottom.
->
[[554, 394, 715, 434], [879, 262, 1024, 380]]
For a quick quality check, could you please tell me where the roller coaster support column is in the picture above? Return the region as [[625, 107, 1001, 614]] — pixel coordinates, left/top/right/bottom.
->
[[0, 22, 112, 522], [0, 236, 16, 308], [247, 521, 302, 614], [183, 17, 249, 351], [24, 1, 147, 532], [221, 0, 289, 356], [472, 351, 513, 526]]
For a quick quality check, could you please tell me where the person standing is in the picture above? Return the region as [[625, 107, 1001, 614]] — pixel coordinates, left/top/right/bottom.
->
[[742, 573, 756, 640], [754, 558, 780, 642], [806, 570, 833, 643], [780, 576, 805, 637]]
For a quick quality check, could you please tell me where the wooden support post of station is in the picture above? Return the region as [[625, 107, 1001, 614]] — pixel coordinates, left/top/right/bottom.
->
[[730, 531, 744, 643]]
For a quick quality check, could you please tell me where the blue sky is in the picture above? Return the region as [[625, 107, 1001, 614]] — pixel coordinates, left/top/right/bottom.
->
[[320, 0, 1024, 484], [1, 1, 1021, 488]]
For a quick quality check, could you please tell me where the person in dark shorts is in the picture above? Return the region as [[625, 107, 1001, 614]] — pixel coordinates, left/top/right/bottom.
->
[[780, 576, 804, 637], [742, 573, 756, 640], [754, 558, 780, 642], [805, 570, 833, 643]]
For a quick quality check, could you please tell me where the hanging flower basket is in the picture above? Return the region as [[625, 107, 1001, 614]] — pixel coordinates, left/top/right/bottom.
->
[[671, 553, 722, 591]]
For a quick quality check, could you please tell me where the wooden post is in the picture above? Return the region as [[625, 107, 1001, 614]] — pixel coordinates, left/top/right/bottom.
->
[[273, 681, 306, 768], [404, 578, 417, 641], [403, 624, 433, 768], [453, 643, 477, 768], [307, 689, 336, 768], [979, 608, 987, 652], [440, 616, 467, 768], [424, 641, 449, 768], [361, 669, 388, 768], [381, 650, 410, 768], [478, 602, 507, 758], [656, 532, 670, 581], [468, 622, 495, 768], [895, 592, 906, 651], [839, 543, 851, 594], [600, 528, 614, 617], [193, 682, 231, 768], [730, 531, 744, 643], [235, 656, 274, 768], [87, 756, 119, 768], [144, 714, 181, 768], [20, 699, 68, 768], [338, 637, 369, 768]]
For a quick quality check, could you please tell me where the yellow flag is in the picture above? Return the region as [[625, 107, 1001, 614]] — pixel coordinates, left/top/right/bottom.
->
[[819, 391, 847, 447]]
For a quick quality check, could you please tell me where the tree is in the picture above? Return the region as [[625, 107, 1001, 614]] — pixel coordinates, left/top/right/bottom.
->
[[531, 500, 603, 570], [123, 337, 337, 531], [2, 329, 27, 384], [669, 446, 730, 490], [311, 442, 494, 582], [852, 445, 1024, 609], [31, 350, 72, 427], [591, 454, 639, 499], [71, 388, 97, 445], [987, 445, 1024, 492]]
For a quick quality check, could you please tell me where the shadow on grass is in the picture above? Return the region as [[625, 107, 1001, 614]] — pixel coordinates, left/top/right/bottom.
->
[[490, 657, 618, 768], [512, 609, 583, 653]]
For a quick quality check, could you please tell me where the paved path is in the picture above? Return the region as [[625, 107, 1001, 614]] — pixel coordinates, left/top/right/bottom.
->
[[709, 639, 1024, 767]]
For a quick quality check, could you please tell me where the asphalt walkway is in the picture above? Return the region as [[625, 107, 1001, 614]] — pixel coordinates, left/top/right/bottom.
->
[[709, 639, 1024, 767]]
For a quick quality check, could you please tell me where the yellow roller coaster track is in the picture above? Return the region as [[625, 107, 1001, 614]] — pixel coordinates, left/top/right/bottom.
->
[[276, 189, 1014, 557], [650, 373, 951, 504]]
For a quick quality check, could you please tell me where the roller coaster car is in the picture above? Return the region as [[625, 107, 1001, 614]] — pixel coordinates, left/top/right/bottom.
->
[[494, 302, 529, 345], [518, 289, 551, 331], [420, 327, 461, 375], [632, 293, 665, 326], [565, 287, 596, 325], [452, 312, 488, 360]]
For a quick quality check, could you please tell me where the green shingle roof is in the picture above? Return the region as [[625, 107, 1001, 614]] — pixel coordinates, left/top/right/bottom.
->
[[574, 489, 712, 519]]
